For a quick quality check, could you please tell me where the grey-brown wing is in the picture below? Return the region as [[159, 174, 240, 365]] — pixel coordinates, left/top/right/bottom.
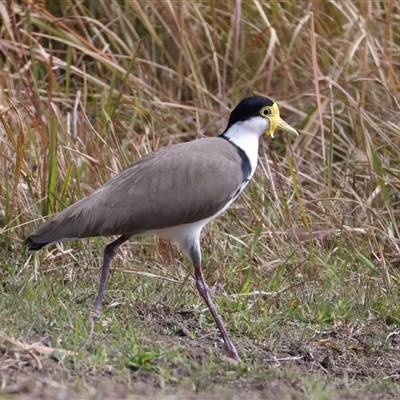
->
[[95, 137, 244, 233], [25, 137, 244, 247]]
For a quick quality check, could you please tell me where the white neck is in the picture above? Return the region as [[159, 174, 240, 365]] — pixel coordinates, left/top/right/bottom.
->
[[221, 116, 269, 179]]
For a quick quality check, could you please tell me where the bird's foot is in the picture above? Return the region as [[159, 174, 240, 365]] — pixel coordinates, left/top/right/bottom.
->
[[225, 346, 241, 363], [92, 307, 102, 320]]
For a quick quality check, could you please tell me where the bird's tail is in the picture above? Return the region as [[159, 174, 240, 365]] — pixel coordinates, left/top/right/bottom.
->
[[24, 236, 49, 252], [24, 196, 99, 252]]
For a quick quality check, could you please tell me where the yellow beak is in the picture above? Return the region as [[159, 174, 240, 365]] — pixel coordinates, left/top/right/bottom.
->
[[276, 118, 298, 137], [265, 103, 298, 138]]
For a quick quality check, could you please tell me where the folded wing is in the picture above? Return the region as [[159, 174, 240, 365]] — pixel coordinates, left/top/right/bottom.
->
[[25, 137, 245, 250]]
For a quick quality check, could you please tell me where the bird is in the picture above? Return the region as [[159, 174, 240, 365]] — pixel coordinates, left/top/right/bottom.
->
[[24, 96, 297, 362]]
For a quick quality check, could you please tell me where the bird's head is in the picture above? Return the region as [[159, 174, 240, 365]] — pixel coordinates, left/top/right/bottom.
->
[[225, 96, 298, 138]]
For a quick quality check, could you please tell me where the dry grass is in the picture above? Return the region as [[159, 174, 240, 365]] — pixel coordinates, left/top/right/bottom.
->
[[1, 0, 400, 398]]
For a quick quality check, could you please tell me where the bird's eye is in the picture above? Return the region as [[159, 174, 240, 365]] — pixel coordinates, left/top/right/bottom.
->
[[259, 106, 271, 117]]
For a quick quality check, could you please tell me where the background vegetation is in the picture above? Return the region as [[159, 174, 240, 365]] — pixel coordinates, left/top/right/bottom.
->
[[1, 1, 400, 398]]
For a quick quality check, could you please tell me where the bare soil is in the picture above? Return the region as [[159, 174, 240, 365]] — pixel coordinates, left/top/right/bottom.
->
[[1, 302, 400, 399]]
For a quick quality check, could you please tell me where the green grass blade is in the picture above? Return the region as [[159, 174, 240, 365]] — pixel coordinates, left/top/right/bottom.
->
[[46, 115, 58, 215]]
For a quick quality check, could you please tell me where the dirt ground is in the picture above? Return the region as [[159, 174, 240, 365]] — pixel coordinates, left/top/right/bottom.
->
[[2, 303, 400, 399]]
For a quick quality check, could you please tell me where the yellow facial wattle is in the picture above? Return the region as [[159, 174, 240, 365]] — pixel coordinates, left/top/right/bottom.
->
[[261, 102, 298, 138]]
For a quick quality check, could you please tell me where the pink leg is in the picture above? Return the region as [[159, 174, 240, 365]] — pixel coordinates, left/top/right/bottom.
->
[[94, 234, 131, 315], [194, 263, 241, 362]]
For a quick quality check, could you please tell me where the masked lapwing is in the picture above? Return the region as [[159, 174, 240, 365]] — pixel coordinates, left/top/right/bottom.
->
[[24, 96, 297, 361]]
